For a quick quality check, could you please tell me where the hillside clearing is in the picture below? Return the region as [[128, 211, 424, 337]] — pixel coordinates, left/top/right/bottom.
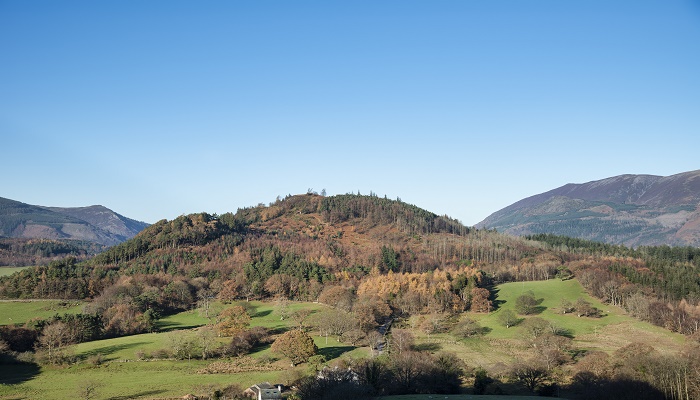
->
[[0, 300, 85, 325], [0, 267, 30, 277]]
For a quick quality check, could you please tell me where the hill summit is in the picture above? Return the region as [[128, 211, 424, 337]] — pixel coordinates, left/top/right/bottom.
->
[[477, 170, 700, 247]]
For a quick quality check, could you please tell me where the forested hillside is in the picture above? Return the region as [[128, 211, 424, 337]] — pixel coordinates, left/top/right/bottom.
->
[[4, 193, 700, 399], [2, 193, 700, 339], [0, 237, 105, 266]]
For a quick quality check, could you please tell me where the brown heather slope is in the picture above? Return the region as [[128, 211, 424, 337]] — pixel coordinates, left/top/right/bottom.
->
[[86, 193, 547, 284]]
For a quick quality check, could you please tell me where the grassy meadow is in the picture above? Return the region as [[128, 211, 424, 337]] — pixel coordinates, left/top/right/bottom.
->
[[0, 267, 30, 277], [0, 300, 368, 400], [404, 279, 685, 369], [0, 279, 688, 399], [0, 300, 85, 326]]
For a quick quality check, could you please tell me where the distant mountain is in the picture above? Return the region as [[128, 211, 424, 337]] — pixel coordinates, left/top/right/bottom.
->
[[477, 170, 700, 247], [0, 197, 149, 246]]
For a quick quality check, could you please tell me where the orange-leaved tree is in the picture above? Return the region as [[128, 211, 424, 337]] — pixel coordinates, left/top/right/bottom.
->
[[271, 329, 318, 366], [215, 305, 251, 337]]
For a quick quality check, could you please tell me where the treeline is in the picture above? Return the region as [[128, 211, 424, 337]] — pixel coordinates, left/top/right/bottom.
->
[[526, 233, 700, 337], [0, 257, 115, 299], [529, 233, 700, 300], [0, 238, 104, 266], [528, 233, 700, 267]]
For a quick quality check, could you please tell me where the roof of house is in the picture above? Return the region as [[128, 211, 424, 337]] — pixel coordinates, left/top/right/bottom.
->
[[248, 382, 282, 399]]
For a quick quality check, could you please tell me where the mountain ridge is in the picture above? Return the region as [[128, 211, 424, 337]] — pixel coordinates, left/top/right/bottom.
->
[[0, 196, 149, 246], [477, 170, 700, 247]]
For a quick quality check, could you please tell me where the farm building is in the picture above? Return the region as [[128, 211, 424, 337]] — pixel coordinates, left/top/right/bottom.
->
[[244, 382, 282, 400]]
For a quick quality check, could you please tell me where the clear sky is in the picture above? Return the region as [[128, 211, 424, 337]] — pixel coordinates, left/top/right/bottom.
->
[[2, 1, 699, 225]]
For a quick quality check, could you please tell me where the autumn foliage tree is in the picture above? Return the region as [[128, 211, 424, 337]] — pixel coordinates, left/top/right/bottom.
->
[[470, 287, 492, 313], [215, 306, 251, 337], [271, 329, 318, 366]]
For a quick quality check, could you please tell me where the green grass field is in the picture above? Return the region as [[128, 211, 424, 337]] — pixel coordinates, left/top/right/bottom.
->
[[0, 279, 687, 399], [0, 267, 30, 277], [0, 300, 85, 325], [0, 360, 283, 400], [479, 279, 628, 339], [408, 279, 685, 368], [0, 300, 369, 399]]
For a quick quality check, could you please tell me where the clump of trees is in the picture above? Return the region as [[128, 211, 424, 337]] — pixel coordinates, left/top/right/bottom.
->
[[271, 329, 318, 366], [295, 350, 465, 399]]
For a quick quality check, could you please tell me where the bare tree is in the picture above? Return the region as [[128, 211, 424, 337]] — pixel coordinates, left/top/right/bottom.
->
[[197, 288, 215, 320], [389, 329, 414, 355], [367, 331, 383, 356], [197, 326, 217, 360], [76, 380, 103, 400], [291, 308, 312, 329], [39, 321, 69, 364]]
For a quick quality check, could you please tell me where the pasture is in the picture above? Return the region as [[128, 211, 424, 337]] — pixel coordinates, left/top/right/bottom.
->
[[0, 300, 85, 325], [0, 267, 30, 277], [0, 279, 688, 399], [0, 300, 367, 400], [406, 279, 685, 368]]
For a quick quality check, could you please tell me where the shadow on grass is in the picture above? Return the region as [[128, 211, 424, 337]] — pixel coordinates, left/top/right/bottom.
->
[[557, 328, 575, 339], [531, 305, 547, 315], [0, 362, 40, 384], [253, 309, 272, 318], [413, 343, 442, 352], [318, 345, 355, 359], [79, 341, 150, 360], [156, 321, 202, 332], [489, 287, 505, 310], [479, 326, 493, 335], [505, 318, 525, 328], [106, 390, 166, 400], [268, 326, 289, 335]]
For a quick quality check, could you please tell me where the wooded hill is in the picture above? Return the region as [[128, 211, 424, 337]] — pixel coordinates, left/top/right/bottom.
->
[[2, 193, 700, 338]]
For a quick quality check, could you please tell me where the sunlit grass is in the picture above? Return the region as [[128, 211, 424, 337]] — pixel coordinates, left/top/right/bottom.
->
[[0, 266, 31, 277], [0, 300, 85, 326], [408, 279, 686, 368], [0, 300, 367, 399]]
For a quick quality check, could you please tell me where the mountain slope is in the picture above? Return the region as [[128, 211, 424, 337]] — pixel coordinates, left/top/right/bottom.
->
[[477, 170, 700, 247], [0, 197, 148, 246], [45, 205, 148, 242]]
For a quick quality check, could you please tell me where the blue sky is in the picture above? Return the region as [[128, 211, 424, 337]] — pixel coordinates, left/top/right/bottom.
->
[[2, 1, 699, 225]]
